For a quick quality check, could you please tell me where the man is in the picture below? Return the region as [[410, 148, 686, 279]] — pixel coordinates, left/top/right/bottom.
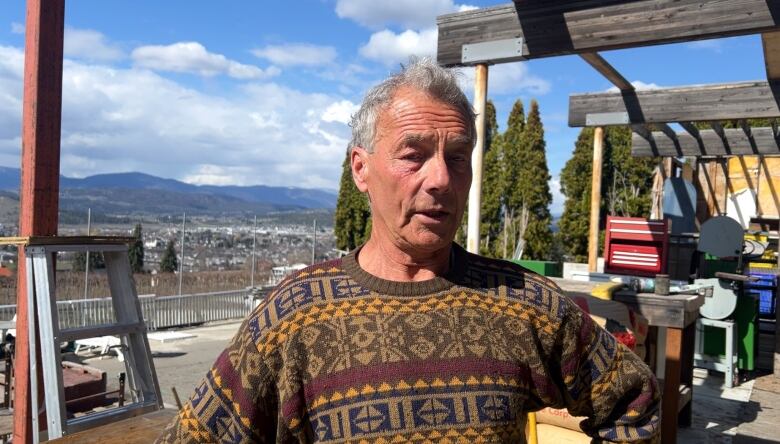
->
[[158, 58, 660, 443]]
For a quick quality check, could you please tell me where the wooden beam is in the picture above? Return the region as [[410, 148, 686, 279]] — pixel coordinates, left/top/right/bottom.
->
[[678, 122, 700, 140], [16, 0, 65, 441], [631, 124, 652, 141], [710, 121, 727, 140], [580, 52, 633, 91], [588, 127, 604, 273], [467, 64, 488, 254], [437, 0, 780, 66], [569, 82, 780, 127], [632, 127, 780, 157], [762, 31, 780, 82]]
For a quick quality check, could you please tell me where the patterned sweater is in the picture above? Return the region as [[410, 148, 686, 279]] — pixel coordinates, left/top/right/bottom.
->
[[158, 244, 660, 443]]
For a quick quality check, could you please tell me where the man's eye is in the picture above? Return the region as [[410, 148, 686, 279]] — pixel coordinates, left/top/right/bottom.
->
[[402, 153, 423, 161]]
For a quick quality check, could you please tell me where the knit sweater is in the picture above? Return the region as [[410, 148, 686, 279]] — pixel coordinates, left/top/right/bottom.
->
[[157, 243, 660, 443]]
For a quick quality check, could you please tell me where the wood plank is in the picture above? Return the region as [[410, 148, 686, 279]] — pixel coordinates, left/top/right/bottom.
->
[[580, 52, 633, 91], [437, 0, 780, 66], [15, 1, 65, 442], [663, 327, 683, 444], [762, 31, 780, 82], [48, 409, 176, 443], [588, 127, 604, 273], [632, 127, 780, 157], [570, 81, 780, 126]]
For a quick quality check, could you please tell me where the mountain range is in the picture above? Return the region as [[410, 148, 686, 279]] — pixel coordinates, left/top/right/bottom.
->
[[0, 166, 337, 217]]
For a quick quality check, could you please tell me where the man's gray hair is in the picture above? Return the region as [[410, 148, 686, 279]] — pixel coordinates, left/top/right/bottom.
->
[[349, 57, 476, 154]]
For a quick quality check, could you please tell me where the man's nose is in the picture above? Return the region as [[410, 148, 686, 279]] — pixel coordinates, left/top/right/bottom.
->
[[424, 155, 452, 193]]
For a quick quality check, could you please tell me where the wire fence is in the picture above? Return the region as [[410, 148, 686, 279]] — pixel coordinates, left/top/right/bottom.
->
[[0, 288, 270, 331]]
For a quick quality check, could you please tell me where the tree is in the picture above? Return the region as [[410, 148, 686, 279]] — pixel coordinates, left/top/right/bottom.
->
[[159, 239, 178, 273], [514, 100, 553, 260], [558, 128, 595, 262], [334, 153, 372, 251], [128, 223, 145, 273], [72, 251, 105, 272]]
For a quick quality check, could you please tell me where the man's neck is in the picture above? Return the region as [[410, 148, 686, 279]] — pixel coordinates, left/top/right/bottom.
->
[[357, 237, 451, 282]]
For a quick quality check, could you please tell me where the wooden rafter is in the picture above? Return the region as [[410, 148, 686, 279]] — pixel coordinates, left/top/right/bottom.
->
[[580, 52, 633, 91], [632, 127, 780, 157], [436, 0, 780, 66], [569, 82, 780, 127], [678, 122, 701, 140], [762, 30, 780, 82]]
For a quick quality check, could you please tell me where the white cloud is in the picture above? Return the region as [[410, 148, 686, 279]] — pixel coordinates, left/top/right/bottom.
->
[[0, 44, 351, 189], [65, 27, 124, 62], [132, 42, 280, 80], [458, 63, 551, 96], [359, 28, 438, 66], [550, 176, 565, 216], [10, 23, 24, 34], [686, 39, 723, 53], [336, 0, 474, 29], [321, 100, 359, 125], [606, 80, 661, 93], [252, 43, 337, 67]]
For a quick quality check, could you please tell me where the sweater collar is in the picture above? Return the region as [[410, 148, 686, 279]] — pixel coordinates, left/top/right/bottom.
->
[[342, 242, 468, 296]]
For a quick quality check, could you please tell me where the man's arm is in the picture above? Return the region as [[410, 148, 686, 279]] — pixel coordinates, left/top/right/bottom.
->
[[156, 316, 282, 443], [549, 296, 661, 443]]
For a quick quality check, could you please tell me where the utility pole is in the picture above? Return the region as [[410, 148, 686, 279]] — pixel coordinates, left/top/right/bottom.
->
[[311, 219, 317, 264], [83, 208, 91, 302], [178, 212, 185, 296], [250, 215, 257, 288]]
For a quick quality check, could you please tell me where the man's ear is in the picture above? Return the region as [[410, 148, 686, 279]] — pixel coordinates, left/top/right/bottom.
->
[[351, 147, 370, 193]]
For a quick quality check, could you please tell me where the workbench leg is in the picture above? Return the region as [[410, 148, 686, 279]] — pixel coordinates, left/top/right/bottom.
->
[[678, 322, 695, 427], [663, 327, 682, 444]]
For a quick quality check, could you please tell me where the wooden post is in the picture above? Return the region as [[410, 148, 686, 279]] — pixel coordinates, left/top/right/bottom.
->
[[15, 0, 65, 441], [466, 64, 488, 254], [587, 127, 604, 272]]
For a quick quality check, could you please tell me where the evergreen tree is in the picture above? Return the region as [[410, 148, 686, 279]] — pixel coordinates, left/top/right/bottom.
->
[[334, 153, 372, 251], [159, 239, 178, 273], [72, 252, 105, 272], [128, 223, 145, 273], [516, 100, 553, 260], [558, 128, 595, 262]]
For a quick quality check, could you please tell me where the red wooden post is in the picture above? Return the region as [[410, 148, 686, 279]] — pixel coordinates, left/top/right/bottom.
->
[[15, 0, 65, 441]]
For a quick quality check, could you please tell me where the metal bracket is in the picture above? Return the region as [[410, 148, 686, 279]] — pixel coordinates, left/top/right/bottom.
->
[[585, 111, 630, 126], [462, 38, 524, 64]]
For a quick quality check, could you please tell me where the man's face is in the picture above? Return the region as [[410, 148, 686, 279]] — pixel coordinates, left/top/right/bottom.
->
[[352, 87, 473, 254]]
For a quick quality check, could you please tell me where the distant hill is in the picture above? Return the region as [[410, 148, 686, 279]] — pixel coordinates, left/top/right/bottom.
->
[[0, 167, 337, 217]]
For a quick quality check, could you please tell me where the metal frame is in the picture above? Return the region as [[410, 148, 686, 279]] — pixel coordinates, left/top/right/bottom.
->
[[26, 243, 162, 441], [694, 318, 739, 388]]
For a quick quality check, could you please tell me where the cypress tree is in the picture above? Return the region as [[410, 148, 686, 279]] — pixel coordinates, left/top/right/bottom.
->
[[128, 223, 145, 273], [517, 100, 553, 260], [72, 252, 105, 272], [558, 128, 595, 262], [159, 239, 178, 273], [334, 153, 371, 251]]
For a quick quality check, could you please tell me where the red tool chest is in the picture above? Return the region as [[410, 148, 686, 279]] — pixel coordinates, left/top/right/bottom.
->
[[604, 216, 669, 277]]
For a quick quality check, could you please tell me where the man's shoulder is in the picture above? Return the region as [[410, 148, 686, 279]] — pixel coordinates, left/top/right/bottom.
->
[[463, 249, 562, 293], [244, 257, 351, 342], [459, 249, 573, 318]]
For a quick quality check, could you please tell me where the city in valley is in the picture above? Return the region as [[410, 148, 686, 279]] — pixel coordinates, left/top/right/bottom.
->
[[0, 211, 336, 303]]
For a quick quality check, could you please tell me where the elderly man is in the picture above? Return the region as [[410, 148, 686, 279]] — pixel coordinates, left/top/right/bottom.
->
[[158, 58, 660, 443]]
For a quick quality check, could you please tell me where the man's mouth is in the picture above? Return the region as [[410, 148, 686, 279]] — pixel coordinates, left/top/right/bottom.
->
[[416, 209, 450, 221]]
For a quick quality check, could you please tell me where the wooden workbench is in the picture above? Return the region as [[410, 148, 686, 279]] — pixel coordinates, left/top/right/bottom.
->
[[48, 409, 176, 443], [613, 290, 704, 444]]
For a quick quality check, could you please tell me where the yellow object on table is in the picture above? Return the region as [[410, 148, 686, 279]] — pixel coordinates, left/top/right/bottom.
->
[[591, 282, 624, 300]]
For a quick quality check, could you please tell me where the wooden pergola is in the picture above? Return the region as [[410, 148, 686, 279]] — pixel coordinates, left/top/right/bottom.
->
[[437, 1, 780, 442]]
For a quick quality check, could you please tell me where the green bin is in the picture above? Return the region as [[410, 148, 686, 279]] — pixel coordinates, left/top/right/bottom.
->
[[512, 260, 562, 278]]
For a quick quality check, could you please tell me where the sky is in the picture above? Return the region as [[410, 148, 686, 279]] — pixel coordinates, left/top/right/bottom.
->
[[0, 1, 769, 214]]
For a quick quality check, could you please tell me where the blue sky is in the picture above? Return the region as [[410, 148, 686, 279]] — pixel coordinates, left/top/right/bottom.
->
[[0, 1, 768, 214]]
